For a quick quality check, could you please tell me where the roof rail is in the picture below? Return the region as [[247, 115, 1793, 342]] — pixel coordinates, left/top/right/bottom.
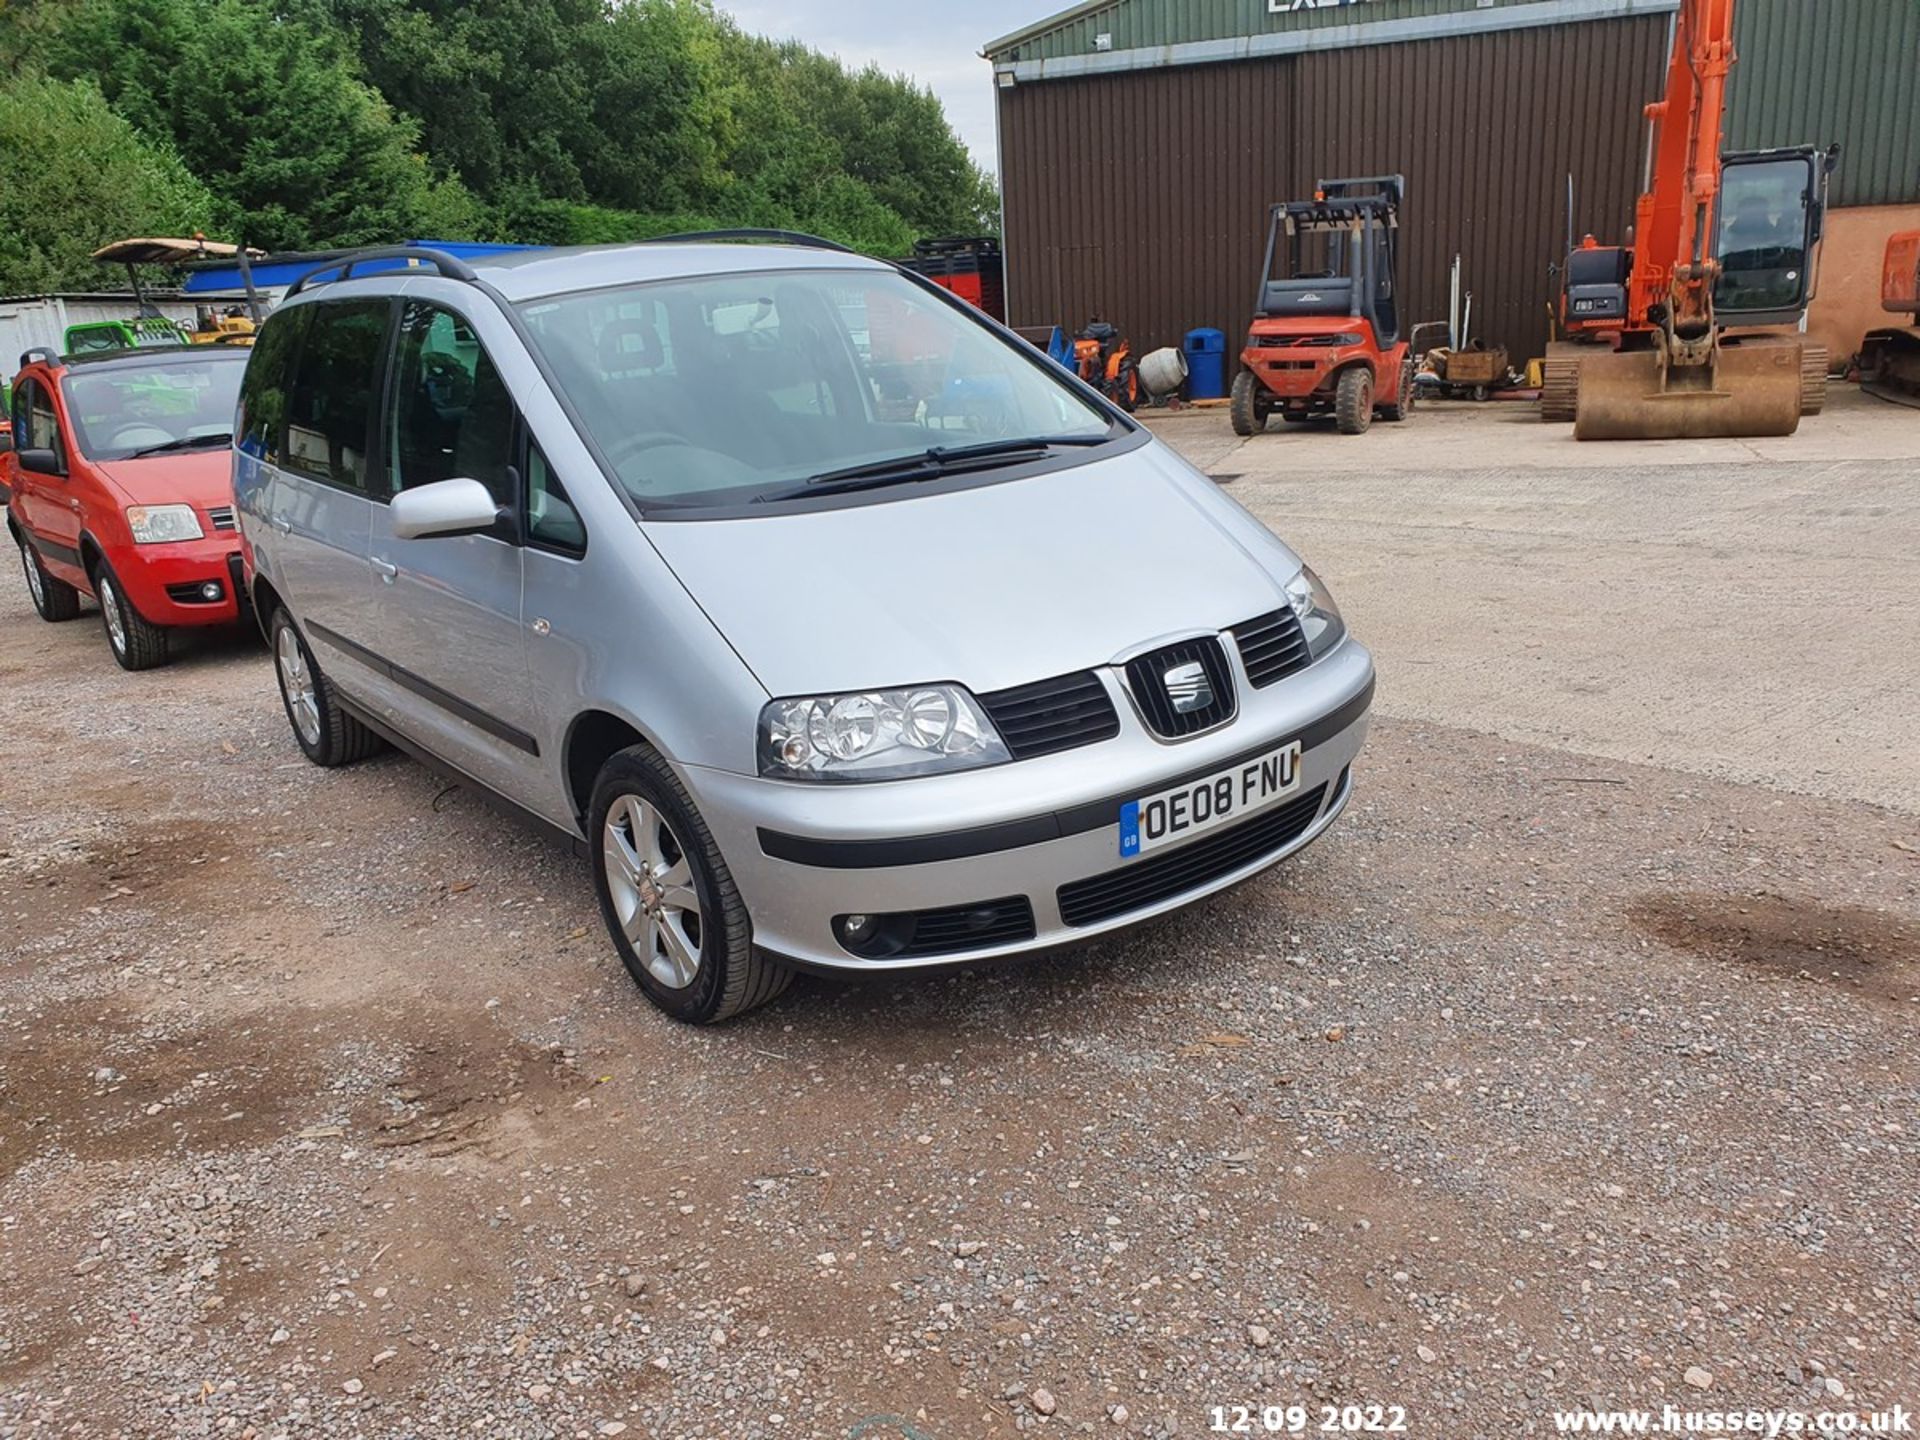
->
[[285, 245, 481, 299], [19, 346, 57, 370], [638, 228, 856, 254]]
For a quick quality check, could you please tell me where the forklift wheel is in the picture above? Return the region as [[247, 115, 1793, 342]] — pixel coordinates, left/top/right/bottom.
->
[[1229, 371, 1264, 437], [1335, 367, 1374, 434], [1380, 356, 1416, 422]]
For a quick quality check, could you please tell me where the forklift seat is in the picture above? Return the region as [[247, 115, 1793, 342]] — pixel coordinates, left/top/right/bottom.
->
[[1259, 276, 1355, 318]]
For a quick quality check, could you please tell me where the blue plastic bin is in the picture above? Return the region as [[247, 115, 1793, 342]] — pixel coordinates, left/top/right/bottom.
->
[[1183, 327, 1228, 400]]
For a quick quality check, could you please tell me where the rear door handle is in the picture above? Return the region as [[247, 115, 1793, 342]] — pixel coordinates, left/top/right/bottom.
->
[[271, 514, 292, 534], [371, 557, 398, 582]]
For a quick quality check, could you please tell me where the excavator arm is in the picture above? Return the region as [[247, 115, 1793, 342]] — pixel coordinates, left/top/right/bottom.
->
[[1629, 0, 1735, 347]]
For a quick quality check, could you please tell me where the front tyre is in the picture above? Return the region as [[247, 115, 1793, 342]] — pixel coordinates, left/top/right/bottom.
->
[[1334, 366, 1374, 434], [270, 606, 383, 766], [1229, 371, 1266, 436], [18, 537, 81, 621], [591, 745, 790, 1025], [94, 561, 169, 670]]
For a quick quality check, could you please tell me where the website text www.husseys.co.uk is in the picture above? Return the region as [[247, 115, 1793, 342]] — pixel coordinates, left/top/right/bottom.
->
[[1552, 1405, 1911, 1437]]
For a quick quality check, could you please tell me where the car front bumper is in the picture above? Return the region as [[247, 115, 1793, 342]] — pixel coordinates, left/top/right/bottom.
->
[[114, 539, 247, 627], [686, 640, 1374, 974]]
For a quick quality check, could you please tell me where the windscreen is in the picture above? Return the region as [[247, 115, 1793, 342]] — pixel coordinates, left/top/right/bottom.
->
[[1714, 158, 1813, 313], [62, 355, 246, 462], [517, 267, 1111, 510]]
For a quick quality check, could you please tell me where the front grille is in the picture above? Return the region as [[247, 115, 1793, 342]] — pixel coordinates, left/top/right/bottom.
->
[[1058, 784, 1328, 927], [1232, 609, 1311, 688], [1123, 637, 1235, 739], [165, 580, 225, 605], [976, 670, 1120, 759], [207, 505, 237, 531], [836, 896, 1036, 959]]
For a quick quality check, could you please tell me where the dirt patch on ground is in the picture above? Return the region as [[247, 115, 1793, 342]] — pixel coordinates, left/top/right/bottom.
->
[[1629, 892, 1920, 1003]]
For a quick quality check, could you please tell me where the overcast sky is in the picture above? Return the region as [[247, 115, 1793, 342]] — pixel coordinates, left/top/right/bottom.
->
[[715, 0, 1051, 173]]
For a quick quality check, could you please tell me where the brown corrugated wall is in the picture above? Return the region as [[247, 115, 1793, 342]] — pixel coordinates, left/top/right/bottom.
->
[[998, 14, 1673, 367]]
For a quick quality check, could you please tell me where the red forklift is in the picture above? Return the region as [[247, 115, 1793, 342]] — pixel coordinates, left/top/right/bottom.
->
[[1231, 175, 1414, 437]]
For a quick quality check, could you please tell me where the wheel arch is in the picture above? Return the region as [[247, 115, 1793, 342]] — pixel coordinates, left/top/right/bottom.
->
[[1327, 354, 1380, 383], [564, 708, 662, 831], [250, 572, 285, 641]]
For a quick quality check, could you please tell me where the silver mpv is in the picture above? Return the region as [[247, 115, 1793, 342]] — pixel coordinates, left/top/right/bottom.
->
[[233, 238, 1374, 1023]]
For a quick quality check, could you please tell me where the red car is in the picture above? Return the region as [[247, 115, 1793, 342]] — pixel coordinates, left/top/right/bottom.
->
[[4, 344, 250, 669]]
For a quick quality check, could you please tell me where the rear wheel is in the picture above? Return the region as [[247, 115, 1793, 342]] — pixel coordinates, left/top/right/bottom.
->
[[94, 562, 169, 670], [18, 537, 81, 621], [270, 606, 383, 766], [1229, 371, 1266, 436], [590, 745, 791, 1025], [1379, 356, 1417, 422], [1334, 366, 1374, 434]]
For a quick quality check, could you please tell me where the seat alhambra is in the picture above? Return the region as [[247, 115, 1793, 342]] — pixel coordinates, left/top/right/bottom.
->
[[232, 239, 1374, 1023]]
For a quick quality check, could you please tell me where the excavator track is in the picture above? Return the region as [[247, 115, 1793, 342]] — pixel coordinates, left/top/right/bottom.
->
[[1540, 355, 1580, 422], [1800, 346, 1828, 416], [1861, 327, 1920, 408]]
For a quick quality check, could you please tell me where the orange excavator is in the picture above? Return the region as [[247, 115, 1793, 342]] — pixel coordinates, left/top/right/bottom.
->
[[1543, 0, 1832, 440], [1860, 231, 1920, 407]]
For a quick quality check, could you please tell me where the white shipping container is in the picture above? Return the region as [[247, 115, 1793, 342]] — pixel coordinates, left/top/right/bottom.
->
[[1, 293, 205, 379]]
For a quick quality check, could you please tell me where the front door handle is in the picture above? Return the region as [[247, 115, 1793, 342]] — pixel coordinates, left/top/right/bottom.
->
[[371, 557, 398, 583], [271, 514, 292, 535], [70, 498, 82, 512]]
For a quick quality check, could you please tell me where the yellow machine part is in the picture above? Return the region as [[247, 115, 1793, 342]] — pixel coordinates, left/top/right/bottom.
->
[[1573, 337, 1803, 441]]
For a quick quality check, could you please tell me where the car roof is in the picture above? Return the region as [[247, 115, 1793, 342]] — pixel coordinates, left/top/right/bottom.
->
[[55, 344, 251, 373], [289, 241, 893, 308]]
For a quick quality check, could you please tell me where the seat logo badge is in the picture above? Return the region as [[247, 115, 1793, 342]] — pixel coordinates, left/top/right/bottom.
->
[[1163, 660, 1213, 714]]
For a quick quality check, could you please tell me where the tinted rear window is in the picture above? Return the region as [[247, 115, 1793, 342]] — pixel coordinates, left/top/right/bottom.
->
[[237, 306, 310, 466], [281, 299, 392, 494]]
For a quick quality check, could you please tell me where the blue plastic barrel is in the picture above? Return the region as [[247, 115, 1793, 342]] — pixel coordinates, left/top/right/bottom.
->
[[1183, 327, 1228, 399]]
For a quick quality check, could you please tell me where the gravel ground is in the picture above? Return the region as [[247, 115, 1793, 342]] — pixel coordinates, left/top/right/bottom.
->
[[2, 405, 1917, 1439]]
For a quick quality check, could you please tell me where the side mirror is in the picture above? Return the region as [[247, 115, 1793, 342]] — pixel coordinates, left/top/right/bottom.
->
[[390, 477, 500, 540], [0, 432, 13, 455], [18, 447, 61, 476]]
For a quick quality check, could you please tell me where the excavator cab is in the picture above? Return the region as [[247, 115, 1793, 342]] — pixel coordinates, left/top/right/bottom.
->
[[1712, 145, 1835, 326]]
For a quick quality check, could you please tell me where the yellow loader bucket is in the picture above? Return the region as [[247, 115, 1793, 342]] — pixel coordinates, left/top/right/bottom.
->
[[1573, 338, 1803, 441]]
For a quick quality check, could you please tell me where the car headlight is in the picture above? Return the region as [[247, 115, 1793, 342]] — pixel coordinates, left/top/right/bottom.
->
[[759, 685, 1011, 781], [1284, 566, 1346, 659], [126, 504, 204, 544]]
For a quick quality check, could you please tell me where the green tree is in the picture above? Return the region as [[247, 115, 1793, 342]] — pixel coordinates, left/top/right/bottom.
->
[[29, 0, 480, 250], [3, 0, 996, 264], [0, 74, 216, 293]]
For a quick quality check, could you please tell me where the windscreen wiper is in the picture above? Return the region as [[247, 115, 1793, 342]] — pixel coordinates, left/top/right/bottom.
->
[[128, 432, 232, 458], [753, 434, 1110, 504]]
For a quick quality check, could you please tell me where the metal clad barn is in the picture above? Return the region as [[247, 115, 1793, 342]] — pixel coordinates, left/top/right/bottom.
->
[[988, 0, 1920, 366], [1725, 0, 1920, 208]]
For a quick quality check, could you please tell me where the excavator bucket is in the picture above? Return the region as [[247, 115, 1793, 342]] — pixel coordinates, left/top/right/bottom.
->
[[1573, 339, 1803, 441]]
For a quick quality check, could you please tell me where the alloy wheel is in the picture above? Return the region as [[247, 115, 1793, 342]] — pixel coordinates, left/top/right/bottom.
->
[[276, 624, 322, 747], [21, 545, 44, 610], [99, 574, 127, 654], [602, 793, 704, 990]]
